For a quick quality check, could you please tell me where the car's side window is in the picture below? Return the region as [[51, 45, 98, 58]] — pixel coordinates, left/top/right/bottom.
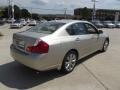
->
[[66, 23, 87, 35], [85, 23, 98, 34]]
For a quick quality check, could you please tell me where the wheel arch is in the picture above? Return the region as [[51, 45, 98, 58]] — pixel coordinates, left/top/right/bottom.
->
[[106, 37, 109, 43], [69, 49, 79, 59], [59, 49, 79, 73]]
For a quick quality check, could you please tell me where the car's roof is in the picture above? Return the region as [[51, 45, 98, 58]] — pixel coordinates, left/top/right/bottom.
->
[[50, 19, 90, 24]]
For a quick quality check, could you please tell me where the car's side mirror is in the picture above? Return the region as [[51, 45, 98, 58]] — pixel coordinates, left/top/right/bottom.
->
[[98, 30, 103, 34]]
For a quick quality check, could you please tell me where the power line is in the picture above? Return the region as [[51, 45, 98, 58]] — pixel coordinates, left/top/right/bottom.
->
[[20, 6, 73, 12]]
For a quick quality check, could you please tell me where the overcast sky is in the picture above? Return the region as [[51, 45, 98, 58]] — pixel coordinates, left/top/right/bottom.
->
[[0, 0, 120, 14]]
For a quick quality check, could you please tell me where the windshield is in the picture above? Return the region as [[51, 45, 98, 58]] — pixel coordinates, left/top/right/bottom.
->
[[28, 22, 65, 34], [21, 20, 25, 22], [14, 21, 20, 23]]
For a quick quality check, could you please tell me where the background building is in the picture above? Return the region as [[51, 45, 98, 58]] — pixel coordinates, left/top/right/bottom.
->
[[74, 7, 120, 21]]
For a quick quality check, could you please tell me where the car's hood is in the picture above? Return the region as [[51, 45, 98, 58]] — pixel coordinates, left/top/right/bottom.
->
[[107, 23, 114, 25], [30, 22, 36, 24]]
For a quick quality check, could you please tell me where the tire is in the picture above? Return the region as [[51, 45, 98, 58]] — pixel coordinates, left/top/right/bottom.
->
[[101, 39, 109, 52], [61, 51, 78, 73]]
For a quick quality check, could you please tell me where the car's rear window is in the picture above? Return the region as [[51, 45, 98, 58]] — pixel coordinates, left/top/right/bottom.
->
[[28, 22, 65, 34]]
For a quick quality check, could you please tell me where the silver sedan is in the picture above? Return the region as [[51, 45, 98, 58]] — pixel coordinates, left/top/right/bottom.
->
[[10, 20, 23, 28], [10, 20, 109, 73]]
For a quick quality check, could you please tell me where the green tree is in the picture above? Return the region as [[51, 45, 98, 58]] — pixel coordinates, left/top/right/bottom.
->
[[1, 6, 10, 18], [32, 13, 40, 20], [1, 5, 20, 19], [81, 7, 92, 20], [1, 5, 31, 19], [0, 7, 4, 17], [21, 9, 31, 18], [14, 5, 21, 19]]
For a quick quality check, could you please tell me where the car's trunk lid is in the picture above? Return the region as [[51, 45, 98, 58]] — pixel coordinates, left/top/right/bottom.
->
[[13, 31, 49, 53]]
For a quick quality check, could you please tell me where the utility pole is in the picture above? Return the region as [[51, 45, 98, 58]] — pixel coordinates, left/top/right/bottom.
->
[[91, 0, 98, 21], [63, 0, 67, 19], [115, 12, 119, 24], [31, 8, 32, 19], [11, 0, 14, 23], [8, 0, 11, 19], [64, 8, 67, 19]]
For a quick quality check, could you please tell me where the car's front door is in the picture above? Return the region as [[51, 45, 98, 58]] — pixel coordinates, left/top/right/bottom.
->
[[66, 22, 96, 58], [84, 23, 100, 53]]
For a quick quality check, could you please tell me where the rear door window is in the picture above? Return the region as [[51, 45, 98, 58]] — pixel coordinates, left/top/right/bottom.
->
[[66, 23, 87, 35]]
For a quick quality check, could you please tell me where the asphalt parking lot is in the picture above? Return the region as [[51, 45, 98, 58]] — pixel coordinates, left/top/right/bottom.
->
[[0, 24, 120, 90]]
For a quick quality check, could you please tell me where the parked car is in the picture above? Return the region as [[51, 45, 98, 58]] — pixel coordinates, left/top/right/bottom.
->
[[7, 18, 15, 23], [10, 20, 23, 28], [37, 20, 42, 24], [29, 20, 37, 26], [103, 21, 115, 28], [10, 20, 109, 73], [20, 19, 27, 26], [0, 19, 5, 25], [26, 19, 30, 23], [91, 20, 104, 28], [115, 22, 120, 28], [40, 20, 47, 23]]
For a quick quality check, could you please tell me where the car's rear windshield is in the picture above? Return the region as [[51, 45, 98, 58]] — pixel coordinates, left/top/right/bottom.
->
[[28, 22, 65, 34]]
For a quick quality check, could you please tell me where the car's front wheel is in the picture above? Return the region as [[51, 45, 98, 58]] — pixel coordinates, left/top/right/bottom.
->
[[61, 51, 78, 73]]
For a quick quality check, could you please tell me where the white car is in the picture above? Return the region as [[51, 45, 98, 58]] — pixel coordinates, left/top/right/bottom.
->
[[10, 20, 23, 28], [10, 20, 109, 73], [91, 21, 104, 28], [116, 22, 120, 28], [29, 20, 37, 26], [104, 21, 115, 28], [7, 18, 15, 23], [21, 19, 27, 26], [26, 19, 30, 23], [41, 20, 47, 23]]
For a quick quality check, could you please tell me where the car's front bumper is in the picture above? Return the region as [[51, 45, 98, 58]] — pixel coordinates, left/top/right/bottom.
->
[[29, 24, 36, 26], [10, 25, 20, 28], [10, 44, 53, 71], [116, 25, 120, 28], [108, 25, 116, 28]]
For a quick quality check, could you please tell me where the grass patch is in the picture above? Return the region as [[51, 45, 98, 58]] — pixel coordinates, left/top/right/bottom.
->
[[0, 32, 3, 36]]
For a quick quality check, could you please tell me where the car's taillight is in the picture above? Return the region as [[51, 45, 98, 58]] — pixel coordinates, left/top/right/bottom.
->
[[26, 40, 49, 54]]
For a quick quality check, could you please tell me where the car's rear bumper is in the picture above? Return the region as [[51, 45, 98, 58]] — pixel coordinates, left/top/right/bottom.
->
[[10, 44, 53, 71]]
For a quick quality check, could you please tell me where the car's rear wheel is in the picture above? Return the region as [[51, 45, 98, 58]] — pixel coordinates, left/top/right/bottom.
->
[[101, 39, 109, 52], [61, 51, 78, 73]]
